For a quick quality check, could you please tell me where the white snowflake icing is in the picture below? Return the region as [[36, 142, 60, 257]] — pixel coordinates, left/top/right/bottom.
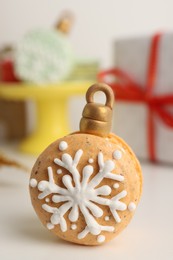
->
[[31, 146, 128, 240], [30, 178, 37, 187], [104, 216, 110, 221], [97, 234, 105, 243], [71, 224, 77, 230], [113, 150, 122, 160], [57, 169, 62, 174], [45, 197, 50, 203], [58, 141, 68, 151]]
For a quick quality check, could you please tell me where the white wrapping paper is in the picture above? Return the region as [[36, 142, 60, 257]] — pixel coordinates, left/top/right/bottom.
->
[[113, 33, 173, 164]]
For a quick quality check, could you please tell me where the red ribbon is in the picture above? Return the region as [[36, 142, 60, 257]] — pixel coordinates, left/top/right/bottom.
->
[[98, 33, 173, 162]]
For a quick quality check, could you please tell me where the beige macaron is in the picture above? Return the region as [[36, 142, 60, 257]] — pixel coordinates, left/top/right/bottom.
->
[[29, 132, 142, 245]]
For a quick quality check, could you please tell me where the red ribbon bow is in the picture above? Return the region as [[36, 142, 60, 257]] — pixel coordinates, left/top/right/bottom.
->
[[98, 33, 173, 162]]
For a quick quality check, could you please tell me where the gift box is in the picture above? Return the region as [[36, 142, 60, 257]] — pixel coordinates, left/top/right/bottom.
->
[[98, 33, 173, 164]]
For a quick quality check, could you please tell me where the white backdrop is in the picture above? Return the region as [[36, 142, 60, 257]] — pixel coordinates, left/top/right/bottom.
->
[[1, 0, 173, 67]]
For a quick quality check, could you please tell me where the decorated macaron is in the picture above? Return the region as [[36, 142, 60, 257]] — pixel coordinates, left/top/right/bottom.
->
[[29, 83, 142, 245], [14, 28, 74, 84]]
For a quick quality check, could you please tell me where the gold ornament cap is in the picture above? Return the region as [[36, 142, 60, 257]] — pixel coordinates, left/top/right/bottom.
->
[[80, 83, 114, 137], [55, 11, 74, 34]]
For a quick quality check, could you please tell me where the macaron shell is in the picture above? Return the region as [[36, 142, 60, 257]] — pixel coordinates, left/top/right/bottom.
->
[[30, 132, 142, 245]]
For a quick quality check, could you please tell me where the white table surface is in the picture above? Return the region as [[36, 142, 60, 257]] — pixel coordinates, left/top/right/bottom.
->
[[0, 144, 173, 260]]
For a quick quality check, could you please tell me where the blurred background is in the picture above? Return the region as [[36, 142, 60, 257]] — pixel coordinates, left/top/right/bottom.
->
[[1, 0, 173, 159], [1, 0, 173, 67]]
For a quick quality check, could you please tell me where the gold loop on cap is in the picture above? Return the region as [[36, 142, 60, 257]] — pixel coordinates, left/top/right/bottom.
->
[[80, 83, 114, 137], [86, 83, 114, 110]]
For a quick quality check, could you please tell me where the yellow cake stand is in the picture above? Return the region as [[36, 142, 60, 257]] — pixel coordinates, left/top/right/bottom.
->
[[0, 81, 93, 155]]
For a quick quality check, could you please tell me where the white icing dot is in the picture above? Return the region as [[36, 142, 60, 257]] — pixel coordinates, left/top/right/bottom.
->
[[128, 202, 136, 212], [97, 235, 105, 243], [45, 198, 50, 203], [104, 216, 110, 221], [88, 158, 94, 164], [47, 222, 54, 230], [71, 224, 77, 230], [113, 150, 122, 160], [113, 183, 119, 189], [57, 169, 62, 174], [59, 141, 68, 151], [29, 178, 37, 188]]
